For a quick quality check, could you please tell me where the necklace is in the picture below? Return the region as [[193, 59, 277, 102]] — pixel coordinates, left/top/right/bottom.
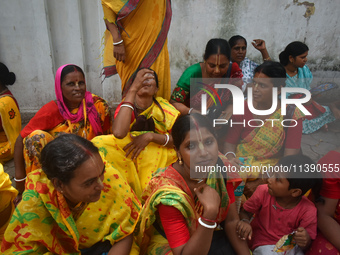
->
[[134, 101, 146, 111]]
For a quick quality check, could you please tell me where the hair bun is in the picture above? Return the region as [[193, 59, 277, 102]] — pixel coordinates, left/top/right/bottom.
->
[[6, 72, 16, 85], [279, 51, 289, 65]]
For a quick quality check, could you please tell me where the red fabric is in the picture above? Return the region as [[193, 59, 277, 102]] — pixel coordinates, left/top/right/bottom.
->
[[291, 94, 326, 120], [114, 102, 135, 123], [225, 101, 302, 149], [227, 181, 236, 204], [20, 101, 65, 138], [243, 184, 317, 250], [158, 204, 190, 249]]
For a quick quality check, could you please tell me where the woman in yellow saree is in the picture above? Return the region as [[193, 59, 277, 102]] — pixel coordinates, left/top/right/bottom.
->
[[92, 68, 179, 198], [223, 61, 304, 198], [102, 0, 172, 99], [0, 63, 21, 163], [137, 114, 250, 255], [2, 134, 141, 255], [0, 163, 18, 244], [13, 64, 112, 202]]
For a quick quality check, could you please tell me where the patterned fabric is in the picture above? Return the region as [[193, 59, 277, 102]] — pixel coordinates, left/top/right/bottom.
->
[[0, 94, 21, 163], [239, 57, 258, 88], [137, 155, 241, 255], [285, 65, 336, 134], [170, 62, 243, 109], [0, 164, 18, 243], [102, 0, 172, 100], [1, 161, 141, 254], [236, 107, 305, 179], [92, 97, 179, 198], [21, 94, 112, 175]]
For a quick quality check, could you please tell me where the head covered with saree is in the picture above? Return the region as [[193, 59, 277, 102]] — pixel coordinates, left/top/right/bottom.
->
[[55, 64, 102, 135]]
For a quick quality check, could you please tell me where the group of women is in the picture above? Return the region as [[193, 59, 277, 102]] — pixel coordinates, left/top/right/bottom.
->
[[0, 1, 339, 252]]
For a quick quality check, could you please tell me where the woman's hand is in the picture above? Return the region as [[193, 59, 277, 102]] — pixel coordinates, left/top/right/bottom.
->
[[226, 156, 243, 170], [123, 133, 152, 160], [130, 69, 155, 92], [13, 193, 23, 207], [236, 220, 252, 241], [251, 39, 267, 52], [114, 43, 126, 62], [243, 178, 264, 198], [194, 184, 220, 220]]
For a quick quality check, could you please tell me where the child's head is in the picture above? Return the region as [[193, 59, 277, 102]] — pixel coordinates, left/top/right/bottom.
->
[[268, 155, 322, 199]]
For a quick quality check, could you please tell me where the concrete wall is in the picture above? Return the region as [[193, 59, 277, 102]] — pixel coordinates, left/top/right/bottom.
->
[[1, 0, 339, 120]]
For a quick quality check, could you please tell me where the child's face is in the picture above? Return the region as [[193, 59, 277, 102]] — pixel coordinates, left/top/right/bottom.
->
[[267, 173, 291, 197]]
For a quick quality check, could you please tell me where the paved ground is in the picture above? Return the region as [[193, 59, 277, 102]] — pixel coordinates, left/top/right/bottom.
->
[[4, 120, 340, 187]]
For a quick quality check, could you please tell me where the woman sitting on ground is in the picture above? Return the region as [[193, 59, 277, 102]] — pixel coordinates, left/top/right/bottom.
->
[[0, 63, 21, 163], [170, 38, 243, 121], [92, 68, 179, 198], [2, 134, 140, 255], [279, 41, 340, 134], [228, 35, 271, 90], [223, 61, 304, 198], [14, 64, 112, 201], [137, 113, 250, 255]]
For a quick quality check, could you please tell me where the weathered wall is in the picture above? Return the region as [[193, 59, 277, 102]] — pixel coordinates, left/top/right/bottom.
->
[[0, 0, 339, 119]]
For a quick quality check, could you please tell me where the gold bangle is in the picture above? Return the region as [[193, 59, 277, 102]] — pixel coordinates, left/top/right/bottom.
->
[[263, 57, 271, 61]]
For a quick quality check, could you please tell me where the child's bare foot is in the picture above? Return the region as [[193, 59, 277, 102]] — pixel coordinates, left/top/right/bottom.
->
[[321, 124, 329, 132]]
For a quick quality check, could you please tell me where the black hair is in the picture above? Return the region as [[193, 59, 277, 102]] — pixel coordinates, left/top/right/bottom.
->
[[40, 134, 99, 185], [279, 41, 309, 66], [228, 35, 247, 48], [278, 155, 322, 199], [203, 38, 231, 61], [131, 68, 159, 88], [172, 113, 216, 150], [60, 64, 85, 84], [0, 62, 16, 86], [254, 61, 286, 88]]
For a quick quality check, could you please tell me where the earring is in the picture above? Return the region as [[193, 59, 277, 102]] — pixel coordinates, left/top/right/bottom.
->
[[178, 157, 183, 165]]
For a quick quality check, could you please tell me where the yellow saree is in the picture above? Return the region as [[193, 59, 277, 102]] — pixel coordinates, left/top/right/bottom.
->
[[137, 155, 241, 255], [2, 161, 141, 255], [0, 164, 18, 244], [102, 0, 172, 99], [0, 94, 21, 163], [236, 107, 305, 179], [92, 97, 179, 199]]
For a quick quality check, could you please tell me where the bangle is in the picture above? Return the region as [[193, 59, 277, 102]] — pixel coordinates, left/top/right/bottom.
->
[[224, 151, 236, 158], [241, 218, 250, 224], [188, 108, 194, 114], [113, 39, 123, 46], [14, 176, 27, 182], [162, 134, 169, 147], [198, 217, 217, 229], [201, 216, 217, 223], [123, 101, 134, 108], [263, 57, 271, 61], [121, 104, 134, 111]]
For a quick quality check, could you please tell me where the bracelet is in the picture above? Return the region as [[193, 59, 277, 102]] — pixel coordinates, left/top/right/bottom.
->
[[162, 134, 170, 147], [198, 217, 217, 229], [263, 57, 271, 61], [201, 216, 217, 223], [113, 39, 124, 46], [121, 104, 134, 111], [224, 151, 236, 158], [241, 218, 250, 224], [188, 108, 194, 114], [123, 101, 134, 108], [14, 176, 27, 182]]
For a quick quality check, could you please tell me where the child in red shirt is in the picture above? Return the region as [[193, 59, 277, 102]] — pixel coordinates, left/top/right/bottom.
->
[[237, 155, 322, 254]]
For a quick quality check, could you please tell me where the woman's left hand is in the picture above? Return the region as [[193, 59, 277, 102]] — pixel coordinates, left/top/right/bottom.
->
[[251, 39, 267, 52], [123, 133, 152, 160]]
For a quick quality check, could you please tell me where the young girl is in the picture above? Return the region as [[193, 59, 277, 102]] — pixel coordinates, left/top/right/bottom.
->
[[237, 155, 322, 254], [279, 41, 340, 134]]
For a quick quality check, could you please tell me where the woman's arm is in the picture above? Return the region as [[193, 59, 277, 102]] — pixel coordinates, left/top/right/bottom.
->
[[224, 203, 251, 254], [223, 142, 243, 169], [108, 234, 133, 255], [169, 99, 191, 115], [251, 39, 270, 61], [104, 19, 126, 62], [13, 135, 26, 201], [316, 197, 340, 250]]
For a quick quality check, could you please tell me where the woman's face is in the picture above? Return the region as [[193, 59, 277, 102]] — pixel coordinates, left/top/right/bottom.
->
[[252, 72, 278, 104], [205, 54, 230, 78], [136, 72, 158, 97], [60, 153, 105, 207], [61, 71, 86, 109], [291, 51, 308, 68], [230, 39, 247, 64], [178, 127, 219, 172]]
